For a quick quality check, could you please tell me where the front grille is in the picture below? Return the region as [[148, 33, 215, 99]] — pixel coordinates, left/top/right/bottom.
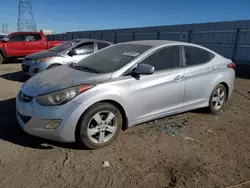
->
[[19, 91, 33, 102], [18, 111, 31, 124], [22, 64, 30, 73]]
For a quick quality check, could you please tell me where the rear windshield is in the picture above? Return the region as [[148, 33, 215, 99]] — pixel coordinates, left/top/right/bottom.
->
[[49, 40, 80, 52], [75, 44, 152, 73]]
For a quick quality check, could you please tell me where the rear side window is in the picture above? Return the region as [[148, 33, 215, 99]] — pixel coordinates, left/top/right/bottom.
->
[[97, 42, 110, 50], [25, 34, 42, 41], [141, 46, 181, 71], [184, 46, 215, 66], [9, 34, 25, 42]]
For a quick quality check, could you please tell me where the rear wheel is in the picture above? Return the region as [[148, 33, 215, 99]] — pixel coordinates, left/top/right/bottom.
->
[[208, 84, 227, 114], [76, 102, 122, 149], [0, 53, 4, 64]]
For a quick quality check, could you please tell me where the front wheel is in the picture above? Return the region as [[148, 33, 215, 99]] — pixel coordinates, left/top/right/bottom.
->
[[76, 102, 122, 149], [0, 53, 4, 64], [208, 84, 227, 114]]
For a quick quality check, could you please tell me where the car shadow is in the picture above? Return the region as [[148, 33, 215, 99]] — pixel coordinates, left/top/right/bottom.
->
[[0, 71, 30, 83], [0, 98, 83, 150]]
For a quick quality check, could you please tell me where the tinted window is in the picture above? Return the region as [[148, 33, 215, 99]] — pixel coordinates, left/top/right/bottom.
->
[[49, 40, 80, 52], [9, 34, 25, 42], [98, 42, 110, 50], [141, 46, 181, 71], [184, 46, 215, 66], [25, 34, 42, 41], [75, 44, 151, 73], [75, 42, 94, 55]]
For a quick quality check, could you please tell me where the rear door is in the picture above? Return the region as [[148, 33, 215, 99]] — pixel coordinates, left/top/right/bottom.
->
[[69, 42, 95, 63], [24, 33, 47, 55], [182, 45, 217, 109], [129, 46, 185, 123], [5, 34, 26, 57]]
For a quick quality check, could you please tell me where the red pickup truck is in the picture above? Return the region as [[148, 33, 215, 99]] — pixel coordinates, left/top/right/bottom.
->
[[0, 31, 63, 64]]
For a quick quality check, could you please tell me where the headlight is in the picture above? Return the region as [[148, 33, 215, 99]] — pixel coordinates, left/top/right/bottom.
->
[[32, 57, 52, 63], [35, 85, 93, 106]]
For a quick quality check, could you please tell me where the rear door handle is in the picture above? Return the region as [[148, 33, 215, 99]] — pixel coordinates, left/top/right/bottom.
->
[[174, 75, 185, 81]]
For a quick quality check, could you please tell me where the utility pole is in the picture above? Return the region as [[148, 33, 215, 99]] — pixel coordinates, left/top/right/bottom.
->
[[17, 0, 36, 31]]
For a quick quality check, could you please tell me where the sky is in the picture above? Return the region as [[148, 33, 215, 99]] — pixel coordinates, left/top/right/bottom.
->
[[0, 0, 249, 33]]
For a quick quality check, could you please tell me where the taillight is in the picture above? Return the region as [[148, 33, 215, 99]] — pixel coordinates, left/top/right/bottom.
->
[[227, 62, 236, 70]]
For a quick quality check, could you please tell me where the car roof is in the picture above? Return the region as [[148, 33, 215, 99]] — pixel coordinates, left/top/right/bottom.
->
[[123, 40, 180, 47], [71, 38, 113, 44]]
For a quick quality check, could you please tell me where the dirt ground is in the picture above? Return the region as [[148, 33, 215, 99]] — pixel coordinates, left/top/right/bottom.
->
[[0, 63, 250, 188]]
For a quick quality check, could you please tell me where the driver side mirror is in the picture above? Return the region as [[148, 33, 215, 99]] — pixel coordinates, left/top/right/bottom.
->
[[68, 49, 77, 57], [133, 64, 155, 75], [1, 37, 9, 42]]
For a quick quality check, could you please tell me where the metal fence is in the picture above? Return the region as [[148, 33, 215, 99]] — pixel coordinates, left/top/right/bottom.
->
[[46, 20, 250, 64]]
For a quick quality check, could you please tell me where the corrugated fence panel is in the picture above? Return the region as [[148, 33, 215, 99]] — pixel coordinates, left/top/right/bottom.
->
[[117, 33, 133, 43], [134, 33, 157, 40], [191, 31, 236, 44], [237, 30, 250, 45], [90, 33, 101, 40], [102, 34, 115, 43], [235, 46, 250, 61], [159, 32, 189, 42], [201, 44, 234, 58]]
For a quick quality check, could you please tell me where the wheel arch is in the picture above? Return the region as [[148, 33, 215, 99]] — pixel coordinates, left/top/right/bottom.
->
[[75, 99, 129, 140]]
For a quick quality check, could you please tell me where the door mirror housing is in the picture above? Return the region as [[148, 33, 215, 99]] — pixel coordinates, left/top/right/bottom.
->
[[68, 49, 77, 57], [133, 64, 155, 75], [1, 37, 9, 42]]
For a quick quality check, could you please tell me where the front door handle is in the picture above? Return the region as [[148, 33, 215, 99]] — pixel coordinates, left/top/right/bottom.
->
[[212, 67, 219, 71], [174, 75, 185, 81]]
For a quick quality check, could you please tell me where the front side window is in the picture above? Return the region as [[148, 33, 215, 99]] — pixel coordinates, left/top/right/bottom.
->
[[49, 40, 80, 52], [9, 34, 25, 42], [75, 42, 94, 55], [184, 46, 215, 66], [140, 46, 181, 71], [75, 44, 151, 73]]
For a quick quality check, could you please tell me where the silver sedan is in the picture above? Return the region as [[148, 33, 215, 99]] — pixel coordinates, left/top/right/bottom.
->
[[21, 39, 112, 76], [16, 40, 235, 149]]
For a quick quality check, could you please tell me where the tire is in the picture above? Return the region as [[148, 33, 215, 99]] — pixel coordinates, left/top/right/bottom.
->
[[47, 64, 60, 69], [208, 84, 227, 114], [76, 102, 122, 149], [0, 53, 4, 64]]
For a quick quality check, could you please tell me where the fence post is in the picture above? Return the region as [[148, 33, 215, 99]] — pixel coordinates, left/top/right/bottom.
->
[[89, 33, 91, 39], [187, 30, 192, 43], [114, 33, 117, 44], [132, 32, 135, 41], [232, 28, 240, 61], [156, 30, 160, 40], [100, 33, 103, 40]]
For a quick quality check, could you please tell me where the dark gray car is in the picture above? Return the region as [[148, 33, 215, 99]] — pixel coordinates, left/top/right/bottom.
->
[[22, 39, 113, 76]]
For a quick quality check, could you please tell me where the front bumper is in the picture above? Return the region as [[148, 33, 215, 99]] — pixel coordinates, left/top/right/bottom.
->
[[16, 92, 89, 142], [22, 59, 51, 77]]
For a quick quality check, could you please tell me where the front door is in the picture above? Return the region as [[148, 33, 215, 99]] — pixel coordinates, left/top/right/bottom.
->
[[129, 46, 185, 123], [5, 34, 26, 57], [69, 42, 95, 64]]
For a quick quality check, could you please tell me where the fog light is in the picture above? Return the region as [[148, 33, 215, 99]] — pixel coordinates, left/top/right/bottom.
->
[[45, 120, 61, 129]]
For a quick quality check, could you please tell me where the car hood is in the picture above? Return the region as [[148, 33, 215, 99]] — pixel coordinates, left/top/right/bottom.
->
[[21, 65, 112, 96], [25, 50, 60, 60]]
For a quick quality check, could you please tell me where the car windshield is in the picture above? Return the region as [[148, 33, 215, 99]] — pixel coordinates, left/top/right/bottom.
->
[[74, 44, 152, 73], [49, 40, 80, 52]]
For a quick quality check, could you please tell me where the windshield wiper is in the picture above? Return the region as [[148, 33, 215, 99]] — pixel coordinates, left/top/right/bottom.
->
[[73, 65, 99, 73]]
